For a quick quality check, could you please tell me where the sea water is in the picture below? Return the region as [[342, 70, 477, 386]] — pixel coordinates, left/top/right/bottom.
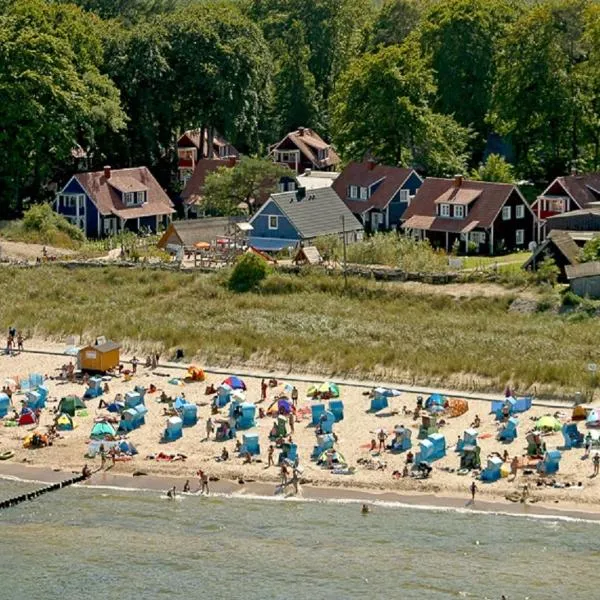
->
[[0, 479, 597, 600]]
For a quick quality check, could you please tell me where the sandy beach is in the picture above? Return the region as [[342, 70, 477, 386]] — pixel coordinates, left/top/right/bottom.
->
[[1, 339, 599, 516]]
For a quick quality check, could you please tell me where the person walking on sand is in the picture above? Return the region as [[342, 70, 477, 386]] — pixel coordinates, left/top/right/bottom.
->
[[131, 356, 139, 374], [470, 481, 478, 502], [17, 332, 23, 352], [510, 456, 519, 480], [291, 466, 300, 495], [291, 386, 298, 408], [280, 463, 289, 487], [198, 470, 209, 495], [288, 412, 295, 434], [593, 453, 600, 477], [377, 429, 388, 452], [584, 433, 592, 459]]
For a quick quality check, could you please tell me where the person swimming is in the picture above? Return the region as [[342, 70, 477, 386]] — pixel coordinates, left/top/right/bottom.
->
[[166, 486, 176, 500], [361, 504, 370, 515]]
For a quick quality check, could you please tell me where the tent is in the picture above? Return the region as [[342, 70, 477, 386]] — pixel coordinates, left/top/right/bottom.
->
[[58, 396, 86, 417], [586, 409, 600, 428], [319, 382, 340, 398], [18, 407, 36, 426], [535, 415, 562, 432], [222, 376, 246, 391], [56, 413, 74, 431], [90, 421, 116, 439], [572, 405, 590, 421], [187, 366, 205, 381], [425, 394, 447, 410]]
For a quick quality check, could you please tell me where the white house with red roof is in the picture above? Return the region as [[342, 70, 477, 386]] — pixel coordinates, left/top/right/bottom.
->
[[54, 166, 174, 237]]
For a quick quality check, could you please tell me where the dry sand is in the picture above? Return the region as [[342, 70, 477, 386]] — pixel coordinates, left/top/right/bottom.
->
[[1, 340, 599, 514]]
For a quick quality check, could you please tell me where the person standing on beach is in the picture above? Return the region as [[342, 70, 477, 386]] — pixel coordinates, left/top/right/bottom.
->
[[198, 470, 209, 495], [291, 386, 298, 407], [280, 463, 289, 487], [17, 332, 23, 352], [470, 481, 478, 502], [131, 356, 138, 374], [260, 379, 267, 402], [593, 453, 600, 477], [205, 417, 214, 441], [291, 466, 300, 495], [100, 444, 107, 469], [267, 445, 274, 468], [584, 433, 592, 459]]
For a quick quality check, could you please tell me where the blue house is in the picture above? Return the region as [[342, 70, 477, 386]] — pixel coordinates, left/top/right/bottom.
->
[[248, 187, 364, 251], [54, 166, 175, 238], [332, 160, 422, 232]]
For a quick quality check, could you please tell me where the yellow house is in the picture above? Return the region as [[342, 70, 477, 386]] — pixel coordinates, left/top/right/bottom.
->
[[78, 341, 121, 372]]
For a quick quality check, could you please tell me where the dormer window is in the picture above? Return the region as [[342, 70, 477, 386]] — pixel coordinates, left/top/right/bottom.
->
[[454, 205, 464, 218], [349, 185, 359, 199], [440, 203, 450, 217], [318, 147, 329, 161], [123, 191, 146, 206], [360, 187, 368, 200]]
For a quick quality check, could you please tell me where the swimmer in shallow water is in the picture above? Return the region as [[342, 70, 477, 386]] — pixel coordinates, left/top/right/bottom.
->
[[361, 504, 370, 515], [166, 486, 176, 500]]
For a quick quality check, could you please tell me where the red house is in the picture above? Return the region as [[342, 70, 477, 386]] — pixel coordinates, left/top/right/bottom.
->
[[402, 176, 536, 255], [270, 127, 339, 174], [177, 129, 238, 185], [532, 173, 600, 240]]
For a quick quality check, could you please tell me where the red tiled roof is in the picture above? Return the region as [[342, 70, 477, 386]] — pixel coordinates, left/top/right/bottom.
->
[[74, 167, 174, 218], [332, 161, 416, 213], [270, 128, 340, 169], [552, 174, 600, 209], [401, 178, 516, 232]]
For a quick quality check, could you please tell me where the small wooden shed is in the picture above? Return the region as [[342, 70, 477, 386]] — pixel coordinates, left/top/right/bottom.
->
[[294, 245, 322, 265], [566, 262, 600, 299], [78, 341, 121, 372]]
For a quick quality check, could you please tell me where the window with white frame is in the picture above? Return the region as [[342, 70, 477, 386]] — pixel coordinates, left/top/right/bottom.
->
[[349, 185, 358, 199], [360, 187, 368, 200], [516, 229, 525, 245], [278, 182, 285, 192], [454, 205, 464, 218], [318, 147, 329, 161], [516, 204, 525, 219], [268, 215, 278, 230], [440, 203, 450, 217], [502, 206, 511, 220], [399, 189, 410, 203], [59, 194, 84, 209]]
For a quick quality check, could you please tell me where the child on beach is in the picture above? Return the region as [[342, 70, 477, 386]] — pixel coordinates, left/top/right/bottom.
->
[[198, 470, 209, 495], [593, 453, 600, 477], [267, 445, 274, 467]]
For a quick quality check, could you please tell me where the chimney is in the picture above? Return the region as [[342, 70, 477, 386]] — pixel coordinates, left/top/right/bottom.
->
[[298, 127, 305, 137], [304, 168, 312, 177], [103, 165, 111, 180], [367, 158, 377, 171], [227, 156, 237, 168], [454, 174, 463, 188], [297, 186, 306, 201]]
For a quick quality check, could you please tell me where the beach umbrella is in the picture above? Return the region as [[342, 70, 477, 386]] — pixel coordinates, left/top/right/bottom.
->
[[535, 416, 562, 431], [194, 242, 210, 250], [3, 378, 17, 391], [223, 376, 246, 391], [277, 398, 292, 415]]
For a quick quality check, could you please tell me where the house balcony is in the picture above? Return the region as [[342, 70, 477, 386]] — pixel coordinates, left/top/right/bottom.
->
[[535, 195, 570, 221]]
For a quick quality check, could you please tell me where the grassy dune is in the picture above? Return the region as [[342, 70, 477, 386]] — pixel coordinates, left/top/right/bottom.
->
[[0, 265, 596, 394]]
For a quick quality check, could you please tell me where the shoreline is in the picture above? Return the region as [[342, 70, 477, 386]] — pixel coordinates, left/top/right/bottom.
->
[[2, 462, 599, 523]]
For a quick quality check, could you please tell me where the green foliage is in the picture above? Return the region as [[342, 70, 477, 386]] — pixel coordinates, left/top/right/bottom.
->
[[313, 233, 449, 272], [368, 0, 425, 49], [535, 256, 560, 286], [203, 157, 290, 215], [470, 154, 515, 183], [417, 0, 518, 147], [580, 235, 600, 262], [3, 203, 85, 248], [331, 42, 471, 175], [228, 252, 269, 292]]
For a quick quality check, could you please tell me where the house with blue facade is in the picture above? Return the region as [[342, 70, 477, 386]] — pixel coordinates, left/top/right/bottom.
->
[[248, 187, 363, 252], [55, 166, 175, 238], [332, 159, 422, 232]]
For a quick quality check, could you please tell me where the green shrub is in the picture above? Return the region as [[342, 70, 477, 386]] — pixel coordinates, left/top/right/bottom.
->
[[561, 290, 582, 307], [228, 252, 269, 292]]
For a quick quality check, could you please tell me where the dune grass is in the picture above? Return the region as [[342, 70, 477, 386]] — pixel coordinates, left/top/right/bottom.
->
[[0, 265, 597, 394]]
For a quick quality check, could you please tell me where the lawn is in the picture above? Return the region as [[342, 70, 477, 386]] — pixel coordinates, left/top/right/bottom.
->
[[460, 251, 531, 270], [0, 265, 596, 395]]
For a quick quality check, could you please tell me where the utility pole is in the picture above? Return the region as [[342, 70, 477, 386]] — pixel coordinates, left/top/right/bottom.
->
[[341, 215, 348, 289]]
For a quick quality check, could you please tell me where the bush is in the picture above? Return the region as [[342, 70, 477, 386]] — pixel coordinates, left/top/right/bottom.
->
[[535, 256, 560, 286], [228, 252, 269, 292]]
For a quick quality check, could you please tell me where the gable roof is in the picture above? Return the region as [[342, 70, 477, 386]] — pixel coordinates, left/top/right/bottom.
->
[[333, 161, 417, 213], [566, 261, 600, 280], [158, 218, 234, 249], [270, 128, 340, 169], [402, 178, 517, 233], [523, 230, 580, 270], [73, 167, 174, 218], [181, 159, 232, 206], [542, 174, 600, 210], [258, 188, 363, 239]]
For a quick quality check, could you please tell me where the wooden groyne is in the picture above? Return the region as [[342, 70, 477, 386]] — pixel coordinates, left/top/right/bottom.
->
[[0, 473, 87, 510]]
